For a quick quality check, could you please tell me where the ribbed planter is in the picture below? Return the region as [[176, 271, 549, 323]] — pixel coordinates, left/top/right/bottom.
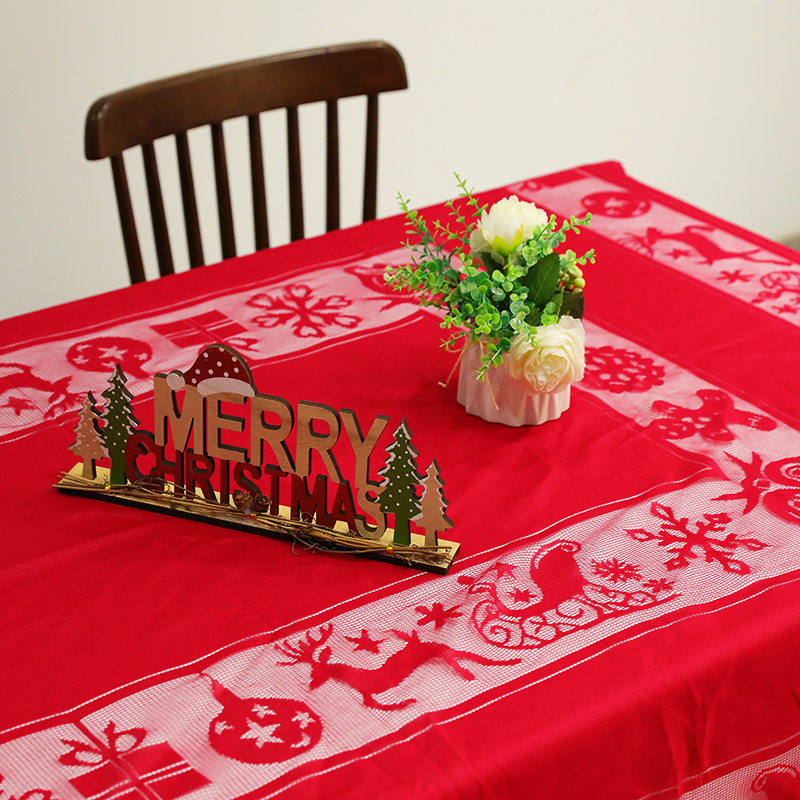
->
[[456, 342, 571, 427]]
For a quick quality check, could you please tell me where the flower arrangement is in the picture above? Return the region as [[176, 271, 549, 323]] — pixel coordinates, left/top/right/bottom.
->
[[384, 177, 595, 398]]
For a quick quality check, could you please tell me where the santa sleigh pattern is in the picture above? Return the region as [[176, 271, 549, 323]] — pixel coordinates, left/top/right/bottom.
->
[[463, 540, 677, 650]]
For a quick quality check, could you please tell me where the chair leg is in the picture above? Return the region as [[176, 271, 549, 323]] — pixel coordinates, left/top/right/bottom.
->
[[212, 122, 237, 260], [142, 143, 175, 277], [249, 114, 270, 251], [175, 132, 205, 269], [110, 154, 146, 284]]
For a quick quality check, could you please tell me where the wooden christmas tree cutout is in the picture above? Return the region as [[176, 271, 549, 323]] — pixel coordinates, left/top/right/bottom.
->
[[414, 459, 454, 548], [55, 344, 461, 574], [69, 391, 106, 479]]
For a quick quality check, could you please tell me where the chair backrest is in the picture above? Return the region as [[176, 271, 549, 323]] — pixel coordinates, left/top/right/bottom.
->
[[85, 41, 408, 283]]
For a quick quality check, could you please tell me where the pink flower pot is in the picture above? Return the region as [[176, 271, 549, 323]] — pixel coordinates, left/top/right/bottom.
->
[[456, 342, 571, 426]]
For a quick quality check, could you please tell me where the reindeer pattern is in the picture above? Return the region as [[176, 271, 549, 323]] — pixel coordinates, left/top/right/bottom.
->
[[617, 224, 792, 267], [272, 539, 683, 715], [0, 362, 83, 423], [509, 173, 800, 325], [276, 624, 522, 711]]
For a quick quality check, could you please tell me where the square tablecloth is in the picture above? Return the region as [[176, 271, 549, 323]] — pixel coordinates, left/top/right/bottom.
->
[[1, 162, 800, 800]]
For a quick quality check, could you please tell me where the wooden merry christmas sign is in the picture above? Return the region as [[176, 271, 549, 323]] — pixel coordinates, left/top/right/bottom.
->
[[55, 344, 460, 573]]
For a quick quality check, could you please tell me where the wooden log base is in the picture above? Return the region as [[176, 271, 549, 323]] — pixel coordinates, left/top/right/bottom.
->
[[55, 464, 460, 575]]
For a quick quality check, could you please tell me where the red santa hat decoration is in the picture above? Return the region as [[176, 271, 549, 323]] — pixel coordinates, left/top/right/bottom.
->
[[166, 344, 256, 397]]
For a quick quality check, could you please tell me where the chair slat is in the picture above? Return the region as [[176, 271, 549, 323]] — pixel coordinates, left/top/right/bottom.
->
[[326, 100, 340, 232], [175, 132, 205, 268], [86, 42, 408, 283], [248, 114, 270, 250], [287, 106, 304, 241], [363, 94, 379, 222], [141, 142, 175, 277], [110, 154, 146, 284], [212, 122, 237, 260]]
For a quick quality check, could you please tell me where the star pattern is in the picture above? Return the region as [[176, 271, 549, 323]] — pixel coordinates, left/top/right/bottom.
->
[[415, 602, 463, 629], [774, 304, 798, 315], [717, 269, 753, 284], [508, 588, 533, 603], [345, 629, 386, 653], [667, 248, 693, 259], [642, 578, 675, 594], [293, 711, 315, 728], [251, 703, 273, 718], [1, 396, 37, 415], [241, 718, 284, 748], [97, 346, 128, 361], [492, 562, 517, 578]]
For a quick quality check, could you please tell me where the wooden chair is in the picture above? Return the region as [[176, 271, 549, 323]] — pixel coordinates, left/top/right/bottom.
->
[[85, 41, 408, 284]]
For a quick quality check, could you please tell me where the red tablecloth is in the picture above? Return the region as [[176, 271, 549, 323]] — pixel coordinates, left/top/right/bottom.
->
[[2, 161, 800, 799]]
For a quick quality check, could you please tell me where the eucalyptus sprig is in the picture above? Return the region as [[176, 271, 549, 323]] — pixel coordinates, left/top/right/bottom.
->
[[385, 177, 594, 380]]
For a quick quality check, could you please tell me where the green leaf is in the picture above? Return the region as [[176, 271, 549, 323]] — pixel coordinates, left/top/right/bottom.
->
[[479, 252, 498, 272], [519, 251, 562, 310], [561, 291, 585, 319], [526, 310, 543, 327], [547, 293, 563, 317]]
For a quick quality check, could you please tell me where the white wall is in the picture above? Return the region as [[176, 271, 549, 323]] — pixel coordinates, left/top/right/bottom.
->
[[1, 0, 799, 321]]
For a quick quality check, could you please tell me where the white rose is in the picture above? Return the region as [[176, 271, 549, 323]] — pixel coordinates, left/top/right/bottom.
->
[[469, 195, 548, 263], [504, 316, 585, 394]]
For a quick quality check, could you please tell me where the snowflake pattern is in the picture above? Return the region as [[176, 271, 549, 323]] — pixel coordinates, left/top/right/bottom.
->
[[583, 346, 666, 394], [649, 389, 776, 442], [248, 284, 361, 338], [626, 502, 769, 575], [591, 558, 642, 583]]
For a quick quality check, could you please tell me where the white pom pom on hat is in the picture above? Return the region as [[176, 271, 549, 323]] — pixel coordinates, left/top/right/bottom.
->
[[166, 371, 186, 391]]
